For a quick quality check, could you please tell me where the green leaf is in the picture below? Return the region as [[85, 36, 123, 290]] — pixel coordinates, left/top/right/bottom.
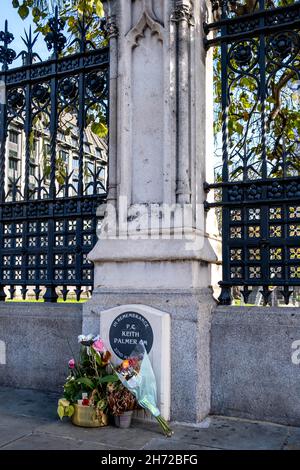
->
[[66, 405, 75, 417], [234, 122, 244, 135], [18, 4, 29, 19], [32, 7, 41, 18], [97, 374, 119, 384], [95, 1, 104, 17], [91, 122, 108, 137], [57, 405, 65, 420], [76, 377, 94, 389], [12, 0, 20, 8]]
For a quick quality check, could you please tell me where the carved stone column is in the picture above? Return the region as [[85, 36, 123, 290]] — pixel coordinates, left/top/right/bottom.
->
[[171, 1, 193, 204], [84, 0, 220, 423], [106, 11, 118, 204]]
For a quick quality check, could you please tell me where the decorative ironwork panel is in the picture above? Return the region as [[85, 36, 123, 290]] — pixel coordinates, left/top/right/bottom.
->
[[0, 9, 109, 302], [204, 1, 300, 305]]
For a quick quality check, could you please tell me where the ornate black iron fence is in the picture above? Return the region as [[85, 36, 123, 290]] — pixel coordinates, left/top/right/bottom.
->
[[204, 1, 300, 305], [0, 9, 109, 302]]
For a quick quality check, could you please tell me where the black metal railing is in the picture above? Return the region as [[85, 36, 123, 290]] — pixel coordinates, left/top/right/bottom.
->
[[0, 8, 109, 302], [204, 0, 300, 305]]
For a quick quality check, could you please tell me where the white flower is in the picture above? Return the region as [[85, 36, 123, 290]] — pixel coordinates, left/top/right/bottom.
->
[[78, 334, 94, 344]]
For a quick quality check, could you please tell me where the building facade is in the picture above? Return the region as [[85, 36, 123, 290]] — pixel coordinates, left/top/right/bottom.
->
[[6, 118, 108, 200]]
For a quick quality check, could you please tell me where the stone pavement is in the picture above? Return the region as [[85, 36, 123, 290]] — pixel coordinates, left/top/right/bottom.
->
[[0, 387, 299, 450]]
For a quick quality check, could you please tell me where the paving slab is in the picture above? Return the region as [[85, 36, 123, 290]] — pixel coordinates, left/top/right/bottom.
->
[[142, 438, 221, 451], [174, 417, 289, 450], [36, 419, 163, 450], [283, 427, 300, 450], [0, 387, 299, 451], [0, 387, 59, 420], [0, 413, 45, 448], [1, 432, 116, 451], [0, 426, 31, 449]]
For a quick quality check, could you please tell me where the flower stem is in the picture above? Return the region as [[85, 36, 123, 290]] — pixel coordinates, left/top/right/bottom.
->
[[155, 415, 173, 437]]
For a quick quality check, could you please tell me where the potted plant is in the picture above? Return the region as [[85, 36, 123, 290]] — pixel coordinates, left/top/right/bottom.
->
[[107, 380, 138, 429], [57, 334, 118, 427]]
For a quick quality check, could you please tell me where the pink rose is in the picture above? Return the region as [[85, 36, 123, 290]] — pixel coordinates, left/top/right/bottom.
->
[[92, 339, 105, 353], [68, 358, 75, 369]]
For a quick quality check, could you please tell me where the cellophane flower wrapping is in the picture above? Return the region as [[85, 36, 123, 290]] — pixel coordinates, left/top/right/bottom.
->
[[115, 341, 172, 436]]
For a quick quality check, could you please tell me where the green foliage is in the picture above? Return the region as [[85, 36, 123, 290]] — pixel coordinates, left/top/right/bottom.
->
[[213, 41, 300, 180], [63, 376, 82, 403], [76, 377, 95, 389], [13, 1, 108, 140], [97, 374, 119, 384], [91, 121, 108, 138], [13, 1, 106, 49], [57, 404, 64, 419], [18, 4, 30, 19], [57, 398, 75, 420], [58, 339, 119, 421], [66, 404, 75, 417]]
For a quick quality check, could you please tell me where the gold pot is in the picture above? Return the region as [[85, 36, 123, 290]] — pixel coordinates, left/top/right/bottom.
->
[[71, 404, 108, 428]]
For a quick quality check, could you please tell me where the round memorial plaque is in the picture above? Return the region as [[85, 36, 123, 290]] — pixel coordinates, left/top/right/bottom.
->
[[109, 311, 154, 359]]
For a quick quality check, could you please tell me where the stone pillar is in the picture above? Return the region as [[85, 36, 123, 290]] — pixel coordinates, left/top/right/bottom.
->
[[83, 0, 220, 423], [106, 13, 119, 204]]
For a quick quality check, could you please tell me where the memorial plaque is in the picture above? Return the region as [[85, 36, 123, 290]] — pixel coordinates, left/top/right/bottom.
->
[[100, 304, 171, 419], [109, 311, 154, 359]]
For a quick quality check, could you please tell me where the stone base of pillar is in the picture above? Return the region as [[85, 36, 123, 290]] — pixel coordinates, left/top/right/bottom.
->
[[83, 286, 215, 423]]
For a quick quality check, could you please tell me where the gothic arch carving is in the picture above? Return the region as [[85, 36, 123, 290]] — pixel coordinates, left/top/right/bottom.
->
[[126, 4, 164, 47]]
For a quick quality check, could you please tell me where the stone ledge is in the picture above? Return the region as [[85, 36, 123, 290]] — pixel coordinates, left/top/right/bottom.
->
[[0, 302, 82, 320], [89, 237, 218, 264], [213, 305, 300, 326], [215, 306, 300, 315]]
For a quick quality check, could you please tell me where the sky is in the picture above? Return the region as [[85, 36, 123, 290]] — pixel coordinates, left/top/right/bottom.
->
[[1, 0, 49, 66]]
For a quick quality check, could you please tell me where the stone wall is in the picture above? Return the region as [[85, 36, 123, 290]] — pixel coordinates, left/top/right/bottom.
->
[[211, 306, 300, 426], [0, 303, 82, 392], [2, 301, 300, 427]]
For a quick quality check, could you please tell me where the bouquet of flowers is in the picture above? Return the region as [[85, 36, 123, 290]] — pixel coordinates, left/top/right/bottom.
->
[[57, 334, 118, 424], [114, 341, 173, 437]]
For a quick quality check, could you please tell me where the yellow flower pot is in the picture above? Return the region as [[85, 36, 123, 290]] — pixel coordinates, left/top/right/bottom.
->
[[71, 404, 108, 428]]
